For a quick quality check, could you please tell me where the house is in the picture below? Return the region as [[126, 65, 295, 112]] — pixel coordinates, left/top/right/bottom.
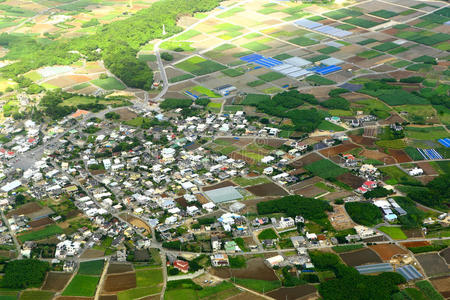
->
[[265, 255, 284, 268], [278, 217, 295, 229], [224, 241, 241, 253], [173, 260, 189, 273], [363, 180, 377, 190], [210, 254, 229, 267], [261, 156, 275, 164], [186, 206, 199, 216], [229, 202, 245, 213], [211, 236, 221, 251], [290, 236, 306, 248], [63, 260, 76, 272], [295, 216, 304, 224]]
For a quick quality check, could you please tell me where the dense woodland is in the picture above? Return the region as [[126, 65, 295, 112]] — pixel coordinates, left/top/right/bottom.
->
[[0, 0, 222, 89], [407, 174, 449, 210], [1, 259, 49, 288]]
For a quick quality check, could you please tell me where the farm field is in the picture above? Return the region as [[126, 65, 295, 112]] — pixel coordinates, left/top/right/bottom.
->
[[369, 244, 408, 261], [62, 275, 100, 297], [378, 226, 408, 240], [339, 248, 383, 267]]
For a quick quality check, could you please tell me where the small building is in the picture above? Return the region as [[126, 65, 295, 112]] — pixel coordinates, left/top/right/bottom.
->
[[265, 255, 284, 268], [173, 260, 189, 273], [210, 254, 230, 267], [229, 202, 245, 213], [409, 168, 423, 176]]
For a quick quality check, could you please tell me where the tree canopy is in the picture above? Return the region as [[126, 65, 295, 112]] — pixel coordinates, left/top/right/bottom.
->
[[345, 202, 382, 226], [1, 259, 49, 288]]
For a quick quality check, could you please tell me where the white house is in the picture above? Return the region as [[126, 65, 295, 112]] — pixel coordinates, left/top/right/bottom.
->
[[409, 168, 423, 176]]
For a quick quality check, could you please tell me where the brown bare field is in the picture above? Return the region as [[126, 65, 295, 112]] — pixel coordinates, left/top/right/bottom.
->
[[382, 113, 406, 125], [80, 249, 105, 259], [418, 175, 437, 185], [440, 248, 450, 264], [293, 185, 326, 198], [0, 250, 15, 259], [29, 217, 54, 229], [267, 285, 317, 300], [103, 273, 136, 293], [202, 180, 235, 191], [119, 214, 150, 235], [431, 276, 450, 299], [363, 235, 388, 242], [287, 177, 321, 192], [401, 241, 430, 248], [340, 248, 383, 266], [254, 138, 286, 148], [319, 142, 359, 157], [246, 183, 288, 197], [55, 297, 93, 300], [369, 244, 408, 261], [46, 75, 92, 88], [115, 108, 137, 121], [416, 162, 438, 175], [350, 135, 376, 147], [416, 253, 449, 277], [210, 258, 277, 281], [7, 202, 42, 217], [175, 196, 188, 208], [328, 204, 355, 230], [402, 228, 424, 239], [389, 150, 411, 163], [230, 152, 254, 164], [42, 272, 73, 291], [363, 127, 377, 137], [99, 296, 117, 300], [227, 291, 267, 300], [323, 191, 353, 201], [107, 263, 133, 274], [336, 173, 365, 189], [290, 153, 323, 168], [360, 149, 396, 164]]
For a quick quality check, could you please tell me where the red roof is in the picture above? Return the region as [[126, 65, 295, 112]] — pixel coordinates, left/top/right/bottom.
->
[[364, 181, 376, 186], [358, 187, 367, 193], [174, 260, 189, 271], [28, 138, 35, 143], [7, 151, 14, 155]]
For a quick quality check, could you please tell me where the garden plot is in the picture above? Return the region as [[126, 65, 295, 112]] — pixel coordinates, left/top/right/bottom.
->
[[293, 184, 328, 198], [103, 272, 136, 293], [175, 56, 227, 76], [42, 272, 73, 291], [44, 75, 93, 89], [267, 285, 317, 300], [431, 276, 450, 299], [369, 244, 408, 261], [415, 253, 449, 277], [245, 182, 288, 197], [319, 142, 360, 157]]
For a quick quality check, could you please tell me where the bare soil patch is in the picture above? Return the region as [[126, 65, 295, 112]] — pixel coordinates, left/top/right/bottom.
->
[[80, 249, 105, 259], [230, 152, 254, 164], [107, 263, 133, 274], [350, 135, 376, 147], [7, 202, 42, 217], [328, 204, 355, 230], [293, 185, 326, 198], [267, 285, 317, 300], [290, 153, 323, 168], [362, 235, 387, 242], [369, 244, 407, 261], [210, 258, 277, 281], [103, 272, 136, 293], [382, 113, 406, 125], [42, 272, 72, 291], [119, 214, 150, 234], [401, 241, 430, 248], [360, 149, 396, 164], [55, 297, 93, 300], [431, 275, 450, 298], [402, 228, 424, 239], [29, 217, 54, 229], [227, 291, 266, 300], [340, 248, 382, 266], [319, 142, 359, 157], [389, 150, 411, 163], [287, 177, 321, 192], [440, 248, 450, 264], [336, 173, 365, 189], [416, 162, 438, 175], [246, 183, 288, 197], [415, 253, 449, 277], [99, 296, 117, 300], [255, 138, 286, 148], [202, 180, 236, 192], [115, 108, 137, 121]]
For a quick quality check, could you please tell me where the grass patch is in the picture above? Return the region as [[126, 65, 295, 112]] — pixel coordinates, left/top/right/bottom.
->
[[376, 139, 407, 149], [19, 291, 54, 300], [118, 286, 162, 300], [258, 228, 278, 240], [91, 77, 126, 90], [345, 17, 381, 28], [232, 278, 281, 293], [273, 53, 293, 60], [373, 42, 400, 52], [233, 176, 271, 187], [415, 280, 444, 300], [289, 36, 318, 46], [378, 226, 407, 239], [246, 80, 265, 87], [229, 256, 247, 269], [136, 268, 163, 287], [380, 166, 421, 185], [164, 289, 197, 300], [62, 275, 99, 297], [169, 74, 194, 83], [405, 126, 448, 140], [221, 68, 244, 77], [217, 7, 245, 18], [190, 86, 221, 98], [317, 120, 345, 132], [241, 41, 271, 52], [357, 50, 383, 59], [318, 46, 340, 54], [18, 225, 63, 242], [370, 10, 398, 19], [72, 82, 90, 91], [175, 56, 226, 76], [138, 54, 157, 62], [304, 159, 348, 179]]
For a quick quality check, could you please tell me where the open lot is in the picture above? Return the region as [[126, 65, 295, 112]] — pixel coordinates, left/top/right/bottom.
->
[[107, 263, 134, 274], [42, 272, 73, 291], [211, 258, 277, 281], [415, 253, 449, 277], [267, 285, 317, 300], [103, 272, 136, 293], [369, 244, 408, 261], [339, 248, 383, 266], [245, 182, 288, 196], [431, 276, 450, 299]]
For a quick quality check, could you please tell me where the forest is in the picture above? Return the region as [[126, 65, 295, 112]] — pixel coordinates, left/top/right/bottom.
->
[[0, 0, 222, 89], [407, 174, 449, 210], [1, 259, 49, 288]]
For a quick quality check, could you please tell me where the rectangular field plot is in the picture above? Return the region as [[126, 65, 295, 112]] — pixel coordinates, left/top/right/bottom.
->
[[175, 56, 226, 76]]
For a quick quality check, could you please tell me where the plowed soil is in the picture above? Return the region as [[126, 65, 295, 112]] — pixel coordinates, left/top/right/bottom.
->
[[267, 285, 317, 300], [340, 248, 383, 266], [246, 183, 288, 197], [107, 263, 133, 274], [290, 153, 322, 168], [369, 244, 408, 261], [319, 142, 359, 157], [389, 149, 411, 163], [336, 173, 365, 189], [350, 135, 376, 147], [42, 272, 73, 291], [103, 273, 136, 293]]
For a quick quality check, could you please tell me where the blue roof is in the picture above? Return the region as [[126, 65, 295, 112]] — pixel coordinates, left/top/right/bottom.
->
[[438, 138, 450, 148], [356, 263, 393, 274], [397, 265, 423, 281]]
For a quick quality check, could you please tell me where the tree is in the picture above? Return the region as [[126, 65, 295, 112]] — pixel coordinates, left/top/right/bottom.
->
[[161, 52, 173, 61], [2, 259, 49, 288], [345, 202, 382, 226]]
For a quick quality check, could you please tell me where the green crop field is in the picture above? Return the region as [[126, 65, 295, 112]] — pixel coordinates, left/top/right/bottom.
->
[[378, 226, 407, 239], [175, 56, 226, 76], [332, 244, 364, 253], [62, 275, 99, 297], [324, 8, 362, 19], [370, 10, 398, 19], [358, 38, 378, 45], [19, 291, 54, 300], [246, 80, 265, 87], [318, 46, 340, 54], [373, 42, 400, 52], [317, 120, 345, 132], [258, 71, 284, 82], [118, 286, 162, 300], [233, 278, 281, 293], [373, 90, 429, 106], [18, 225, 63, 242], [345, 17, 381, 28], [190, 86, 221, 98], [404, 147, 423, 161], [78, 260, 104, 275], [304, 159, 348, 179], [233, 176, 271, 187], [160, 41, 194, 51], [91, 77, 126, 90], [289, 36, 318, 46], [173, 30, 201, 41], [138, 54, 157, 62], [164, 289, 197, 300], [405, 126, 448, 140], [357, 50, 383, 59], [221, 68, 244, 77], [242, 94, 270, 105], [306, 75, 336, 85], [376, 139, 407, 149], [168, 74, 194, 83], [241, 41, 271, 51]]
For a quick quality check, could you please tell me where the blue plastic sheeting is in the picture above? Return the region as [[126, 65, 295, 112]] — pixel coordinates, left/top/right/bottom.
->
[[241, 54, 264, 62], [356, 263, 393, 274], [308, 65, 342, 75], [417, 148, 443, 160], [185, 91, 198, 99], [397, 265, 423, 281], [438, 138, 450, 148]]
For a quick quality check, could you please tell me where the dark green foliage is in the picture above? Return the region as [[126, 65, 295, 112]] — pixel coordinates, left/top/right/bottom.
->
[[304, 159, 348, 179], [105, 112, 120, 119], [258, 228, 278, 240], [363, 187, 394, 199], [166, 279, 202, 291], [318, 265, 406, 300], [345, 202, 382, 226], [394, 196, 426, 228], [229, 256, 246, 268], [81, 18, 99, 28], [160, 98, 193, 110], [408, 244, 447, 254], [39, 90, 76, 119], [309, 251, 341, 271], [1, 259, 49, 288], [413, 55, 437, 65], [321, 97, 350, 110], [257, 195, 332, 221], [195, 98, 210, 107], [400, 76, 424, 83], [161, 52, 174, 61], [407, 174, 449, 210], [282, 267, 306, 286]]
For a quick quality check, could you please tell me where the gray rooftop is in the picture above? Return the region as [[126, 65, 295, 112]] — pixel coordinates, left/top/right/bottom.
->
[[205, 186, 243, 204]]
